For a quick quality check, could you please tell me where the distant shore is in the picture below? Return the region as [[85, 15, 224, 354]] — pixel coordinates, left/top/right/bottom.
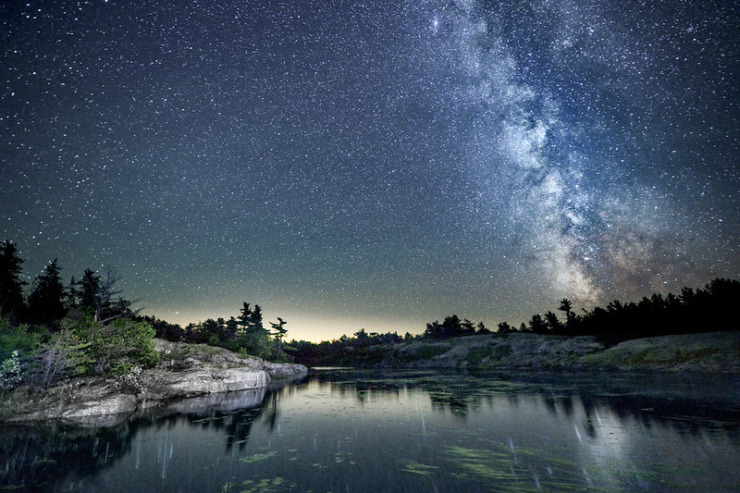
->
[[302, 330, 740, 373]]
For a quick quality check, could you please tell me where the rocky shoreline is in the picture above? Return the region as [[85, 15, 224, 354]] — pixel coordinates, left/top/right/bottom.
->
[[384, 330, 740, 372], [1, 340, 307, 427], [3, 331, 736, 426]]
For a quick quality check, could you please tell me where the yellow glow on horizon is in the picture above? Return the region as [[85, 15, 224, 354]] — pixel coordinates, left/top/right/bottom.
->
[[144, 307, 424, 343]]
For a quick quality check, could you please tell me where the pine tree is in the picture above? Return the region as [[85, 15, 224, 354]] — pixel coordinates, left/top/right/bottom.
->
[[544, 311, 563, 333], [237, 302, 252, 334], [528, 314, 548, 334], [0, 240, 26, 323], [28, 258, 67, 325], [71, 269, 101, 310], [70, 268, 127, 322], [270, 317, 288, 343], [237, 302, 270, 357]]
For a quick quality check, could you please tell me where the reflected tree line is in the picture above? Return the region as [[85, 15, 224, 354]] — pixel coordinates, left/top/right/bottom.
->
[[311, 370, 740, 436], [0, 376, 301, 491], [1, 369, 737, 490]]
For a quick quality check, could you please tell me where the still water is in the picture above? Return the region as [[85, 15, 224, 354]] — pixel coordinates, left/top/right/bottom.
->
[[2, 369, 739, 492]]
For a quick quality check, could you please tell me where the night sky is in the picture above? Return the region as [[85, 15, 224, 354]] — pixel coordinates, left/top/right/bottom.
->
[[2, 0, 738, 341]]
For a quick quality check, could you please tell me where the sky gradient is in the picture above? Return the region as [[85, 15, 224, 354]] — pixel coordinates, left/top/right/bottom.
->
[[2, 0, 738, 341]]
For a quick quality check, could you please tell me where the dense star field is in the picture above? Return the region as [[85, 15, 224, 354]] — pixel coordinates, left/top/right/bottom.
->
[[1, 1, 738, 341]]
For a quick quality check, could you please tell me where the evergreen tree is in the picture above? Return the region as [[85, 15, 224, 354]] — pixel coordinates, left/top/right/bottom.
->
[[423, 321, 443, 339], [528, 314, 547, 334], [226, 317, 239, 341], [236, 302, 270, 357], [201, 318, 220, 345], [70, 268, 130, 322], [237, 302, 252, 333], [71, 269, 101, 311], [0, 240, 26, 323], [443, 315, 463, 337], [270, 317, 288, 343], [497, 321, 513, 334], [558, 298, 574, 321], [27, 258, 67, 325], [251, 304, 263, 328], [460, 318, 476, 335], [544, 311, 563, 333]]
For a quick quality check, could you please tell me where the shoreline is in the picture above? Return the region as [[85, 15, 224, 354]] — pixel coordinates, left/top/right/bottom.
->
[[2, 331, 737, 426], [0, 340, 307, 427], [303, 330, 740, 373]]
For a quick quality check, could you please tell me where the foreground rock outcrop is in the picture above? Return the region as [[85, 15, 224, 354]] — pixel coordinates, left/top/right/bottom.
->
[[2, 340, 307, 426]]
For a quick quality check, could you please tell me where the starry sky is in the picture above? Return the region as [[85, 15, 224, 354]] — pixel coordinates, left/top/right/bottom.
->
[[2, 0, 738, 341]]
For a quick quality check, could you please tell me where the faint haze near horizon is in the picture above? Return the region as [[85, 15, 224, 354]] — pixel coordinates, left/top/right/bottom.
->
[[2, 0, 738, 342]]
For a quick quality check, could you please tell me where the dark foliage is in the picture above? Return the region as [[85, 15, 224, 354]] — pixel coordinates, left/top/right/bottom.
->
[[292, 278, 739, 367], [27, 259, 67, 325], [175, 302, 291, 361], [0, 240, 26, 323], [291, 329, 404, 366], [424, 315, 480, 339], [137, 315, 185, 342], [495, 278, 740, 343]]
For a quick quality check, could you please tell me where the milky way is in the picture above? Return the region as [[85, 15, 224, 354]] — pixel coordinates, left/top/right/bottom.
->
[[1, 0, 738, 340]]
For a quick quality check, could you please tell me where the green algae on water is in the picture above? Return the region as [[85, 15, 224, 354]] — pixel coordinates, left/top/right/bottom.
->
[[401, 460, 439, 476], [239, 451, 278, 464]]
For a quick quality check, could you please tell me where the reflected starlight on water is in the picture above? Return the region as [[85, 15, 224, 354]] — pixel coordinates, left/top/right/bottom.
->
[[1, 370, 739, 492]]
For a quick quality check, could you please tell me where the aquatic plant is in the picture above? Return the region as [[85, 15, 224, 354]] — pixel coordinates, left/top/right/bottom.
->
[[0, 350, 23, 390]]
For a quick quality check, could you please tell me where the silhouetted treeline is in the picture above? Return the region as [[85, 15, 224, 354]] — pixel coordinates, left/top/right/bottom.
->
[[0, 240, 138, 327], [4, 239, 738, 369], [0, 240, 291, 366], [143, 303, 292, 362], [291, 278, 739, 366], [423, 315, 490, 339], [505, 278, 740, 342], [290, 329, 410, 366]]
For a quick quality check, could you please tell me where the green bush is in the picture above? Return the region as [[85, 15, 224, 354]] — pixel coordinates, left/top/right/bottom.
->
[[0, 350, 23, 390], [467, 346, 493, 366], [35, 330, 93, 386], [32, 314, 158, 384], [86, 318, 158, 375], [0, 317, 43, 361], [401, 342, 450, 362]]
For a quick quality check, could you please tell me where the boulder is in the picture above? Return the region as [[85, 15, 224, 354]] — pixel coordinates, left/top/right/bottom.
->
[[262, 361, 308, 378], [139, 368, 269, 400], [5, 367, 272, 426]]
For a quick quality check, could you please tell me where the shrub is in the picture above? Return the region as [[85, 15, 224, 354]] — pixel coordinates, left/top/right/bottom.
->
[[29, 314, 158, 384], [0, 317, 43, 361], [0, 350, 23, 390], [466, 346, 493, 366], [85, 318, 158, 375]]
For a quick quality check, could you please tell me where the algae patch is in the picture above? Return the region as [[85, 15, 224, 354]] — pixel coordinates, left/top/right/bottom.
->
[[239, 451, 278, 464], [401, 460, 439, 476]]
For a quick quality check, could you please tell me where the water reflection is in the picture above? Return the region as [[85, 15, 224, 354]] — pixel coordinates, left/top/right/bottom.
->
[[0, 378, 298, 491], [1, 370, 738, 492], [315, 369, 740, 437]]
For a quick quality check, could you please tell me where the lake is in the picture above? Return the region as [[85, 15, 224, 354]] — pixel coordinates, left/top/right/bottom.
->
[[2, 369, 739, 492]]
